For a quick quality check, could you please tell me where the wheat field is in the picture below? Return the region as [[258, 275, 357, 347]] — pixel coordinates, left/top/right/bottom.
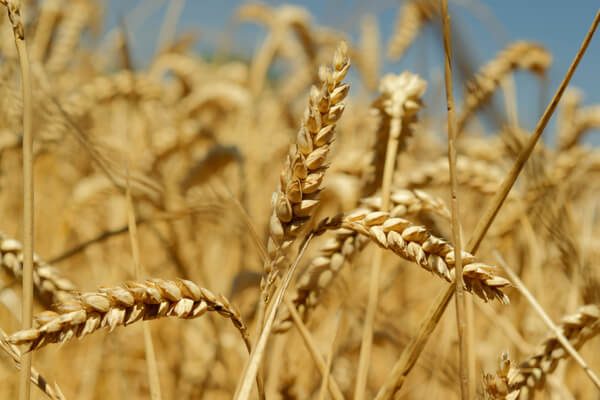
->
[[0, 1, 599, 399]]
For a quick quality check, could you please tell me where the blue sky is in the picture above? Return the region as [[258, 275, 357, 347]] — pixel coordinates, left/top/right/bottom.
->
[[105, 0, 600, 145]]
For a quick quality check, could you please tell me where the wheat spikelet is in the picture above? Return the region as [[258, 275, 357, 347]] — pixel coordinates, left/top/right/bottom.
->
[[261, 42, 350, 300], [511, 304, 600, 396], [0, 328, 65, 400], [275, 189, 451, 331], [386, 0, 438, 61], [342, 210, 511, 303], [483, 351, 520, 400], [9, 278, 249, 353], [1, 232, 76, 306], [457, 42, 552, 133]]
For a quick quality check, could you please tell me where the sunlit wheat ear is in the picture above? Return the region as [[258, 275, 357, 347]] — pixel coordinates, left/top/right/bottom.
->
[[261, 42, 350, 302], [236, 3, 315, 95], [356, 14, 380, 91], [276, 189, 450, 332], [9, 279, 250, 353], [1, 232, 77, 306], [363, 72, 426, 196], [45, 0, 96, 73], [512, 304, 600, 395], [457, 41, 552, 134], [556, 90, 600, 150], [484, 305, 600, 399], [483, 351, 520, 400], [387, 0, 438, 61], [394, 155, 519, 198], [343, 210, 510, 302]]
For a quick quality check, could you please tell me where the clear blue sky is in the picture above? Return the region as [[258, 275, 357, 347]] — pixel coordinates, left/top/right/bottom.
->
[[105, 0, 600, 145]]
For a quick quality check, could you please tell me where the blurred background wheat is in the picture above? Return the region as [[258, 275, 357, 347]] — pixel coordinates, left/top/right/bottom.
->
[[0, 1, 599, 399]]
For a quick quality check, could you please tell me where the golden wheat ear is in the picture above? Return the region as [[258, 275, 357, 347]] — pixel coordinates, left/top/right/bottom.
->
[[261, 41, 350, 302], [9, 279, 250, 353]]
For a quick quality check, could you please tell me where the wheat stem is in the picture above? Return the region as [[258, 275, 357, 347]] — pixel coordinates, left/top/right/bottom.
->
[[440, 1, 468, 398], [234, 234, 313, 400], [284, 297, 344, 400], [355, 71, 426, 400], [0, 1, 35, 398]]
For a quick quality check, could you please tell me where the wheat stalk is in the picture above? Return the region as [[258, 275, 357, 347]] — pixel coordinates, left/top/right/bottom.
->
[[356, 71, 428, 400], [1, 2, 35, 398], [8, 279, 250, 353], [261, 42, 350, 301]]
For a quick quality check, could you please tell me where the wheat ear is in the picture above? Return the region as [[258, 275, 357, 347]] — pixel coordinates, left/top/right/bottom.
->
[[45, 0, 92, 73], [387, 0, 438, 61], [483, 351, 520, 400], [457, 41, 552, 134], [395, 156, 514, 197], [1, 232, 77, 306], [484, 305, 600, 399], [276, 189, 450, 332], [9, 279, 250, 353], [558, 104, 600, 150], [0, 328, 65, 400], [363, 73, 426, 196], [261, 42, 350, 301], [513, 304, 600, 396], [30, 0, 61, 62], [343, 210, 510, 303]]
